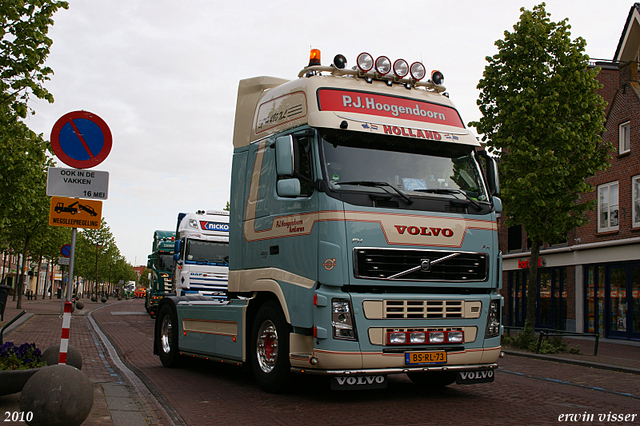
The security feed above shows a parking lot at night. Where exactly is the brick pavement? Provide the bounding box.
[2,297,640,426]
[0,296,153,425]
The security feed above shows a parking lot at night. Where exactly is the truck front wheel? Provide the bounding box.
[250,301,291,393]
[157,304,182,368]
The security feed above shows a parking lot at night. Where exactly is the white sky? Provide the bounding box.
[25,0,635,265]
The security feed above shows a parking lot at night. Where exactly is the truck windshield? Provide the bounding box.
[319,129,488,203]
[158,254,174,271]
[184,240,229,265]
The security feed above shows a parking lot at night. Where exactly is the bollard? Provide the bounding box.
[20,364,93,426]
[42,344,82,370]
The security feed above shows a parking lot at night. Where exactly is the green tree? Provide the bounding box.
[470,3,611,333]
[138,268,151,288]
[111,256,136,295]
[28,223,70,299]
[2,128,53,308]
[1,0,68,304]
[77,219,118,298]
[1,0,69,118]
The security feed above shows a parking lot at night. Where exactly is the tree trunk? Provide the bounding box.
[34,255,42,299]
[526,240,541,328]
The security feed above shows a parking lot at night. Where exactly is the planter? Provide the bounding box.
[0,368,40,396]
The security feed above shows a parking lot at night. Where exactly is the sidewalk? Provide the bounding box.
[0,296,159,426]
[502,335,640,375]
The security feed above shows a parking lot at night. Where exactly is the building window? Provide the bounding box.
[507,225,522,252]
[619,121,630,154]
[633,175,640,228]
[598,182,619,232]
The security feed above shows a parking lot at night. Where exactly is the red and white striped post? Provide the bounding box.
[58,301,73,364]
[58,227,78,365]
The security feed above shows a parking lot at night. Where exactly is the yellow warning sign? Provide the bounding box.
[49,196,102,229]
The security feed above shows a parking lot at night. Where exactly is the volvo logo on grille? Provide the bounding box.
[420,259,431,272]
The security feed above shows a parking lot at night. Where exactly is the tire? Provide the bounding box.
[407,371,456,387]
[250,301,291,393]
[156,304,182,367]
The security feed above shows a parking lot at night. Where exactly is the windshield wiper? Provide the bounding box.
[414,188,481,210]
[337,181,412,204]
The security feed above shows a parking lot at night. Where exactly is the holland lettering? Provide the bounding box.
[383,125,441,140]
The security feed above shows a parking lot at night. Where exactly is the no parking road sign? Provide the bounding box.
[61,244,72,257]
[50,111,112,169]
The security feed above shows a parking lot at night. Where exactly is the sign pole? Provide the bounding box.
[58,227,77,365]
[67,228,77,302]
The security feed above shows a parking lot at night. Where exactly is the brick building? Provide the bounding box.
[500,3,640,340]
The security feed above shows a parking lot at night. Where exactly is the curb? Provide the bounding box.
[502,350,640,376]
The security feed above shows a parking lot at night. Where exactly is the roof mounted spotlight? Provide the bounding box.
[333,54,347,69]
[375,56,391,76]
[393,59,409,79]
[410,62,426,81]
[431,70,444,85]
[357,52,373,73]
[308,49,321,66]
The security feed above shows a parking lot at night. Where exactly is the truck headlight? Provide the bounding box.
[429,332,445,344]
[485,299,501,338]
[447,331,464,343]
[409,331,426,344]
[332,299,357,341]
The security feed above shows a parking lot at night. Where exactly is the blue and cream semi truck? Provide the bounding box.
[154,50,503,392]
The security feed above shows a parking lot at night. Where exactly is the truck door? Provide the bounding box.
[242,130,319,325]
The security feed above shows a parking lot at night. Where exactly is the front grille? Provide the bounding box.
[363,299,482,319]
[385,300,463,318]
[354,248,488,282]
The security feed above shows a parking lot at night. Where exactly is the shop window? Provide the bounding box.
[633,175,640,229]
[598,182,619,232]
[586,266,596,333]
[619,121,630,154]
[585,265,606,337]
[610,267,627,333]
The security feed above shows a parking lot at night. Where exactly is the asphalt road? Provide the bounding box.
[93,300,640,426]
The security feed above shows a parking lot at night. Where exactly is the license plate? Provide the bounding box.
[405,351,447,365]
[331,375,387,390]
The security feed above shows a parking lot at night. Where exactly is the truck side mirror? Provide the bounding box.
[275,135,294,177]
[277,178,301,197]
[173,240,182,260]
[492,196,503,213]
[478,151,500,196]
